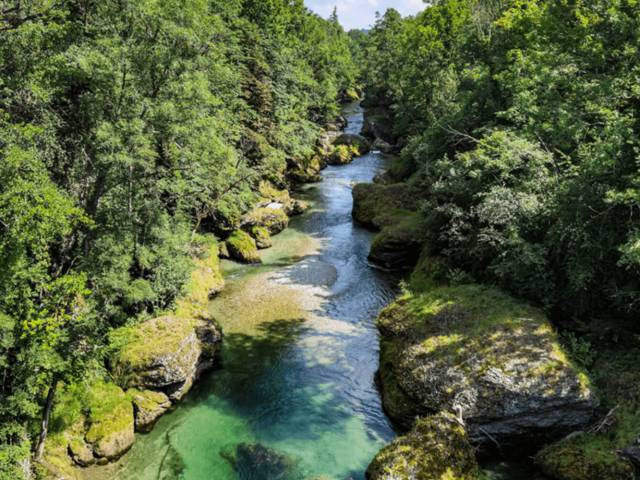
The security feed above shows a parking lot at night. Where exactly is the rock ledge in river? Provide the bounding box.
[366,412,478,480]
[378,284,598,449]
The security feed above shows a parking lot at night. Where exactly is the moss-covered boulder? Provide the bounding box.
[242,206,290,236]
[130,389,172,433]
[352,183,419,229]
[533,346,640,480]
[250,226,272,250]
[535,431,635,480]
[328,144,358,165]
[226,230,261,264]
[366,412,479,480]
[111,316,222,401]
[84,382,135,462]
[369,213,423,270]
[377,285,597,449]
[334,133,371,155]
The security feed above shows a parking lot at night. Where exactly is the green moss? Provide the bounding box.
[367,412,479,480]
[535,431,635,480]
[368,212,424,270]
[351,182,419,229]
[84,381,133,445]
[250,226,272,249]
[330,144,356,165]
[242,207,289,235]
[177,235,224,318]
[128,388,168,412]
[226,229,261,264]
[111,315,197,373]
[535,346,640,479]
[376,284,592,424]
[258,180,290,205]
[409,249,450,292]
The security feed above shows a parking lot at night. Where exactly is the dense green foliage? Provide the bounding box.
[363,1,640,321]
[0,0,356,474]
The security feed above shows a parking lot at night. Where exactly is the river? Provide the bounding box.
[95,102,400,480]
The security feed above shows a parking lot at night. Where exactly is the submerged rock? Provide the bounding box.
[377,285,597,449]
[230,443,300,480]
[366,412,479,480]
[112,316,222,401]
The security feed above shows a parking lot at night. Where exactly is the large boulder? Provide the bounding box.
[112,316,222,401]
[130,389,172,433]
[227,230,262,264]
[83,382,135,462]
[366,412,479,480]
[377,285,598,449]
[333,133,371,155]
[352,183,419,229]
[242,205,290,236]
[362,107,397,145]
[368,214,423,270]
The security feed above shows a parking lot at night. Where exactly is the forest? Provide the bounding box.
[2,0,640,479]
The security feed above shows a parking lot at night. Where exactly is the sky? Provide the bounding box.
[305,0,426,31]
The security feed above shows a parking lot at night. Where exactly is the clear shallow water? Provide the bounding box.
[91,103,400,480]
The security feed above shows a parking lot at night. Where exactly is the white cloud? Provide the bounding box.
[305,0,427,30]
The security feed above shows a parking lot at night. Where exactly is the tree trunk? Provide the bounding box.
[34,379,57,461]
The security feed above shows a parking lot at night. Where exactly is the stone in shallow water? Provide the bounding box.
[231,443,301,480]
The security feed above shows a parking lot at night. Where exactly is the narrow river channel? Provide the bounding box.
[93,103,400,480]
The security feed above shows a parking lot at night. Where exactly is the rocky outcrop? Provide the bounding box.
[362,107,397,146]
[227,230,261,264]
[130,389,172,433]
[352,182,424,270]
[366,412,478,480]
[377,284,598,450]
[113,316,222,401]
[242,205,290,236]
[368,215,423,270]
[333,133,371,155]
[352,183,419,229]
[250,226,273,249]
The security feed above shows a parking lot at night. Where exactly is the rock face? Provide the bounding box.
[368,217,423,270]
[242,206,290,236]
[362,107,397,146]
[130,389,172,432]
[352,182,424,270]
[81,382,135,464]
[366,412,478,480]
[377,285,598,450]
[114,316,222,402]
